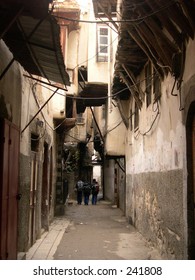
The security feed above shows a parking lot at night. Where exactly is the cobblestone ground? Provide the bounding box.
[53,199,162,260]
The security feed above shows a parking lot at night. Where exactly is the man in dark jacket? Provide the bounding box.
[91,179,99,205]
[75,179,84,204]
[83,181,91,205]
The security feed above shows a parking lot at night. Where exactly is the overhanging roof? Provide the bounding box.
[0,0,51,19]
[115,0,195,79]
[0,1,70,86]
[92,0,117,18]
[77,82,108,113]
[53,116,76,134]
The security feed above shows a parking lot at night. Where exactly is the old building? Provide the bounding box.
[0,0,70,259]
[1,0,195,261]
[97,0,195,259]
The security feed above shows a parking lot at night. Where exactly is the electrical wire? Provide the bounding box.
[73,35,118,70]
[53,1,177,25]
[31,82,70,133]
[138,100,160,137]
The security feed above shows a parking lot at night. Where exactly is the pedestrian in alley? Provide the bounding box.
[91,178,99,205]
[75,179,84,205]
[83,181,91,205]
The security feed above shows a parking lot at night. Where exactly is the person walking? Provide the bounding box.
[83,181,91,205]
[91,179,99,205]
[75,179,84,205]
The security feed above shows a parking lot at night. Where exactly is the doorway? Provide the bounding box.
[0,119,20,259]
[186,101,195,259]
[29,134,39,248]
[41,143,49,230]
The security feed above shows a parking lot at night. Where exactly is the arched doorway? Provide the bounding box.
[186,101,195,259]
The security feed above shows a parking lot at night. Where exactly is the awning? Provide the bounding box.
[0,1,70,86]
[0,0,51,19]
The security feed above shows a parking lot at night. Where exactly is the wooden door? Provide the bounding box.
[187,103,195,259]
[41,143,49,230]
[28,152,38,247]
[192,115,195,256]
[0,119,19,259]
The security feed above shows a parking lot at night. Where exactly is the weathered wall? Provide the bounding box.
[117,159,126,213]
[1,40,58,252]
[104,159,115,203]
[105,104,126,156]
[125,39,195,259]
[126,170,184,259]
[0,40,22,126]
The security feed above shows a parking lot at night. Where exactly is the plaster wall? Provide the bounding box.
[19,77,57,251]
[125,39,195,259]
[104,158,115,203]
[0,40,22,126]
[105,104,126,156]
[87,4,118,83]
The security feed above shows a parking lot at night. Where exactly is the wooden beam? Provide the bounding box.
[115,98,129,129]
[127,29,165,77]
[138,5,178,55]
[145,0,183,48]
[178,0,195,33]
[165,1,194,39]
[135,23,172,68]
[122,64,145,100]
[97,2,118,31]
[119,67,142,109]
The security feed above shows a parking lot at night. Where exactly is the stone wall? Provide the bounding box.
[126,169,184,259]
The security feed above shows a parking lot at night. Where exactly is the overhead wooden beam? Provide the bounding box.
[97,2,118,31]
[178,0,195,32]
[127,29,165,77]
[115,98,129,128]
[122,64,145,100]
[120,66,142,109]
[145,0,183,49]
[165,1,194,39]
[138,5,178,54]
[133,23,172,69]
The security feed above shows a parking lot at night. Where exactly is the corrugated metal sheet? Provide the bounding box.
[0,0,51,18]
[0,1,70,86]
[18,15,70,85]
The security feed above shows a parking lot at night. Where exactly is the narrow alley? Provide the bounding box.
[26,198,161,260]
[1,0,195,262]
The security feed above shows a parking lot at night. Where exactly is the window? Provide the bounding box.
[145,62,152,107]
[145,61,161,106]
[76,113,85,124]
[67,69,74,84]
[153,74,161,101]
[134,102,139,130]
[97,25,109,62]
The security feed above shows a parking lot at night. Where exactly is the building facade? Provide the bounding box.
[101,0,195,259]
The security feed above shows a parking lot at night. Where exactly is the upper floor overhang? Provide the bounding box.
[92,0,117,19]
[77,82,108,113]
[112,0,195,100]
[52,0,80,32]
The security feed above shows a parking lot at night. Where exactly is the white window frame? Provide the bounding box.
[97,24,109,62]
